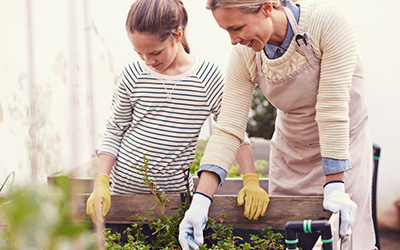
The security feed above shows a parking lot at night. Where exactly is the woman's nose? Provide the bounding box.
[230,34,240,46]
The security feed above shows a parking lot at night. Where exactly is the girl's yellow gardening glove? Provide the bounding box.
[237,173,270,220]
[86,174,111,224]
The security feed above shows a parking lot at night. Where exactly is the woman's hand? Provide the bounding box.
[323,181,357,237]
[179,171,218,249]
[237,173,270,220]
[179,193,211,250]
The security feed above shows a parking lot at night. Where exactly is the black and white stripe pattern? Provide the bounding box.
[99,58,224,194]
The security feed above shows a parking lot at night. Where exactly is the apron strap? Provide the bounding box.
[256,6,319,83]
[282,7,316,62]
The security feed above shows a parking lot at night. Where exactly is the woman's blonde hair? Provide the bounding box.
[206,0,292,13]
[126,0,190,53]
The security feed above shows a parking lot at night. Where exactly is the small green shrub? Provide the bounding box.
[104,211,285,249]
[104,156,284,249]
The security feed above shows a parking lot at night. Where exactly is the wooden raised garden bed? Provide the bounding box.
[48,175,350,250]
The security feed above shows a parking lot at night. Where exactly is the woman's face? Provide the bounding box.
[212,6,273,52]
[128,32,179,74]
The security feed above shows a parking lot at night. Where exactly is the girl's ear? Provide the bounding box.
[261,2,273,18]
[175,27,183,42]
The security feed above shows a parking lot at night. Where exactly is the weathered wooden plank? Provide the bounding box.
[74,194,331,230]
[211,195,330,230]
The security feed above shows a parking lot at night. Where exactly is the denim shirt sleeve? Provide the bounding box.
[242,132,250,145]
[322,157,352,175]
[197,165,227,186]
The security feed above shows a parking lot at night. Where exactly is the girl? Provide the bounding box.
[179,0,376,249]
[86,0,269,227]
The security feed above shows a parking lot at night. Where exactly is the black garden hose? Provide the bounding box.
[372,144,381,250]
[285,220,333,250]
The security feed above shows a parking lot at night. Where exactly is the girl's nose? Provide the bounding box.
[144,55,155,66]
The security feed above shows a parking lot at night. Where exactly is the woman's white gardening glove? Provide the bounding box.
[179,192,212,250]
[323,181,357,238]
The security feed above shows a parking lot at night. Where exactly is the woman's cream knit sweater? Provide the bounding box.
[201,0,364,173]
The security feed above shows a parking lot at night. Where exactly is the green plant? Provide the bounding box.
[249,227,285,250]
[105,156,188,249]
[104,226,150,250]
[104,211,285,249]
[227,164,241,178]
[0,171,14,194]
[104,157,285,249]
[254,160,269,178]
[247,85,277,139]
[190,139,269,178]
[189,139,208,175]
[227,160,269,178]
[0,176,96,250]
[138,155,170,216]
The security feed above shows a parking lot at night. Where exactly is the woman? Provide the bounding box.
[179,0,376,249]
[86,0,268,227]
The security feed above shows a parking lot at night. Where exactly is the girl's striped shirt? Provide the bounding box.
[99,58,224,194]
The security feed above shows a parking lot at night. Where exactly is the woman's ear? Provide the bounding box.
[261,2,273,18]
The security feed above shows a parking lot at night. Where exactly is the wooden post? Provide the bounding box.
[67,0,80,175]
[67,1,86,249]
[25,0,37,181]
[82,0,104,248]
[82,0,97,162]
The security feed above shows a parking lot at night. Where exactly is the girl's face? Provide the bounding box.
[212,6,273,52]
[128,32,179,74]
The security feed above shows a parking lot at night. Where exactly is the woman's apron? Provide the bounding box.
[255,7,376,249]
